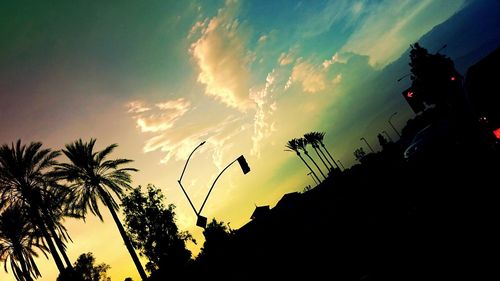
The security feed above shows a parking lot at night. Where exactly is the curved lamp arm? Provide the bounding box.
[177,141,206,215]
[198,155,250,215]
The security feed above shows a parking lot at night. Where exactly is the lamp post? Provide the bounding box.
[360,137,374,153]
[197,155,250,217]
[337,160,345,170]
[388,112,401,138]
[382,130,393,142]
[177,141,206,216]
[177,141,251,228]
[307,172,319,185]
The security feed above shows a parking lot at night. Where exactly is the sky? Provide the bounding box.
[1,0,491,280]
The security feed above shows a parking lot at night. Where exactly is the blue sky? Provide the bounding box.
[3,0,497,280]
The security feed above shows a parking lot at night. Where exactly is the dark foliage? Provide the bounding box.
[121,185,193,278]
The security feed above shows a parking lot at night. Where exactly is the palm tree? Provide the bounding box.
[53,139,147,280]
[296,138,327,180]
[39,185,79,269]
[314,132,340,170]
[285,139,321,183]
[0,141,67,273]
[0,205,48,281]
[303,133,332,171]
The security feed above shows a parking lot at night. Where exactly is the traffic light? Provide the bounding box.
[402,87,425,113]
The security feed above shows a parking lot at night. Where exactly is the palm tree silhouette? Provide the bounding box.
[53,139,148,280]
[0,205,48,281]
[39,185,78,269]
[314,132,340,170]
[0,140,67,273]
[285,139,321,183]
[303,133,332,171]
[296,138,327,180]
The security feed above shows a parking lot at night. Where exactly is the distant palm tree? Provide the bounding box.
[303,133,332,171]
[285,139,321,184]
[0,205,48,281]
[314,132,340,170]
[53,139,147,280]
[0,141,67,273]
[296,138,327,180]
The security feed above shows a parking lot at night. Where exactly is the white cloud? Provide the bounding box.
[258,35,268,43]
[278,51,295,66]
[126,101,151,113]
[249,69,278,157]
[189,1,253,111]
[128,98,190,133]
[291,59,327,93]
[341,0,465,68]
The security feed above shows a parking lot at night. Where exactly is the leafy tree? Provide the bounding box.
[409,43,459,107]
[57,253,110,281]
[377,133,389,149]
[0,140,67,272]
[285,139,321,183]
[0,205,48,281]
[52,139,147,280]
[354,148,366,162]
[121,185,193,276]
[197,219,231,262]
[313,132,340,170]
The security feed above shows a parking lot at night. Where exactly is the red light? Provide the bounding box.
[407,91,414,98]
[493,128,500,139]
[450,76,456,81]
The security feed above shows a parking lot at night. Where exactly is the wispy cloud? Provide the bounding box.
[189,1,253,111]
[127,98,190,133]
[341,0,465,68]
[250,69,278,157]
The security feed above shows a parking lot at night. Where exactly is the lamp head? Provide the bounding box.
[237,155,251,174]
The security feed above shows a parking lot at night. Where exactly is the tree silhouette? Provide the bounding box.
[0,140,67,273]
[354,147,366,162]
[297,138,327,180]
[0,205,48,281]
[409,43,459,107]
[121,185,193,276]
[377,133,389,150]
[197,219,231,263]
[53,139,147,280]
[57,252,110,281]
[313,132,340,170]
[303,133,331,171]
[285,139,321,183]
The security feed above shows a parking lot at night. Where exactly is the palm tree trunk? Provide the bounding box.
[320,142,339,170]
[30,208,66,273]
[41,208,73,269]
[304,152,327,180]
[14,248,34,281]
[298,155,321,183]
[315,144,334,169]
[45,219,72,269]
[312,146,331,171]
[101,194,148,280]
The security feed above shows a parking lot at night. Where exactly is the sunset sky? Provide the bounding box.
[1,0,495,280]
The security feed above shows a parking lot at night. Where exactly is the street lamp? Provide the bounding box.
[177,141,251,228]
[307,172,319,185]
[177,141,206,216]
[198,155,250,216]
[337,160,345,170]
[360,137,374,153]
[388,112,401,138]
